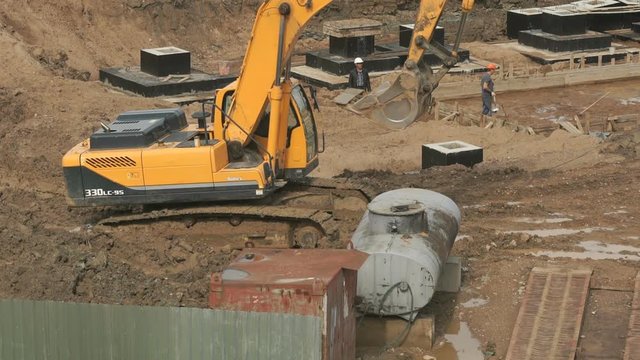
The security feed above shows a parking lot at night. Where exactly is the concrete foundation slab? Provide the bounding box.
[507,8,544,39]
[99,67,236,97]
[607,28,640,42]
[305,51,401,76]
[519,29,612,52]
[421,141,483,169]
[498,39,638,64]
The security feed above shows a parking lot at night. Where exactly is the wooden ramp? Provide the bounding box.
[506,267,592,360]
[624,272,640,360]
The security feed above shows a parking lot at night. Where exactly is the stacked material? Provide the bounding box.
[508,0,640,52]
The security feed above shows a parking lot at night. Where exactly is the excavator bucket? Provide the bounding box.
[348,70,433,130]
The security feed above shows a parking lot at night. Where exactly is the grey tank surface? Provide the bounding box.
[351,188,461,318]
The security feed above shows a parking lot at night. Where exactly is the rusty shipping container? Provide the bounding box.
[209,248,368,360]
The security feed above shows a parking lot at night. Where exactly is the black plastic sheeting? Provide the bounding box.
[519,30,612,52]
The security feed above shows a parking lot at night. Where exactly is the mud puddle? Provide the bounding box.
[431,320,484,360]
[533,240,640,261]
[505,227,613,237]
[461,298,489,308]
[513,217,573,224]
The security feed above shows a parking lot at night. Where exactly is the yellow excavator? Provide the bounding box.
[62,0,474,245]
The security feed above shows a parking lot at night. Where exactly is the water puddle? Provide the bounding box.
[455,235,471,242]
[513,217,573,224]
[505,227,613,237]
[462,204,486,209]
[432,321,484,360]
[461,298,489,308]
[620,97,640,105]
[535,105,558,114]
[533,240,640,261]
[604,209,629,215]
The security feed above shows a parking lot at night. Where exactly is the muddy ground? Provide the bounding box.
[1,1,639,359]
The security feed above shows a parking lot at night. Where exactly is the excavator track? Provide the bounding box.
[96,178,378,248]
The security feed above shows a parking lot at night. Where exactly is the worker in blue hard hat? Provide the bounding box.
[349,57,371,92]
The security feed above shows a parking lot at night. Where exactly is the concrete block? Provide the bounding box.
[507,8,543,39]
[140,47,190,77]
[436,256,462,293]
[541,10,588,36]
[329,35,375,57]
[421,141,483,169]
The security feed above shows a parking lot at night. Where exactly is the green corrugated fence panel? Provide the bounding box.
[0,299,322,360]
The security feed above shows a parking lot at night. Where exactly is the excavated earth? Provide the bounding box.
[1,1,639,359]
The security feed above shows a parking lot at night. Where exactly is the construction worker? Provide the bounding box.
[481,63,497,117]
[349,57,371,92]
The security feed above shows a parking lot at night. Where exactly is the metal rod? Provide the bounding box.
[452,11,468,53]
[275,14,287,86]
[285,56,292,80]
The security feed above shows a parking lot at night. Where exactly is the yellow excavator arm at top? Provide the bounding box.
[350,0,475,128]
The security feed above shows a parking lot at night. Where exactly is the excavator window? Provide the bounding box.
[255,101,301,145]
[221,90,235,126]
[291,85,318,161]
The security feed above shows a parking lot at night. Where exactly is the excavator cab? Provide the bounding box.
[213,83,319,181]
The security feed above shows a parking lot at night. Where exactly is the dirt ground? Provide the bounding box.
[1,1,639,359]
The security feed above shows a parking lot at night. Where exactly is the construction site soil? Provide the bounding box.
[1,1,639,359]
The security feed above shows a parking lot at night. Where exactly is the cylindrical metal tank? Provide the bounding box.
[352,188,461,319]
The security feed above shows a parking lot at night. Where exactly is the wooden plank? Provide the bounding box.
[574,115,584,134]
[624,272,640,360]
[506,267,592,360]
[333,88,364,105]
[558,120,583,135]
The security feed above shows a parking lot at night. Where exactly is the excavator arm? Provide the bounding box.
[350,0,475,129]
[224,0,332,149]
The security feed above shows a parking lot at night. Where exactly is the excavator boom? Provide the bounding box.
[226,0,332,148]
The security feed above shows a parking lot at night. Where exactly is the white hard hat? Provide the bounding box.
[354,57,364,64]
